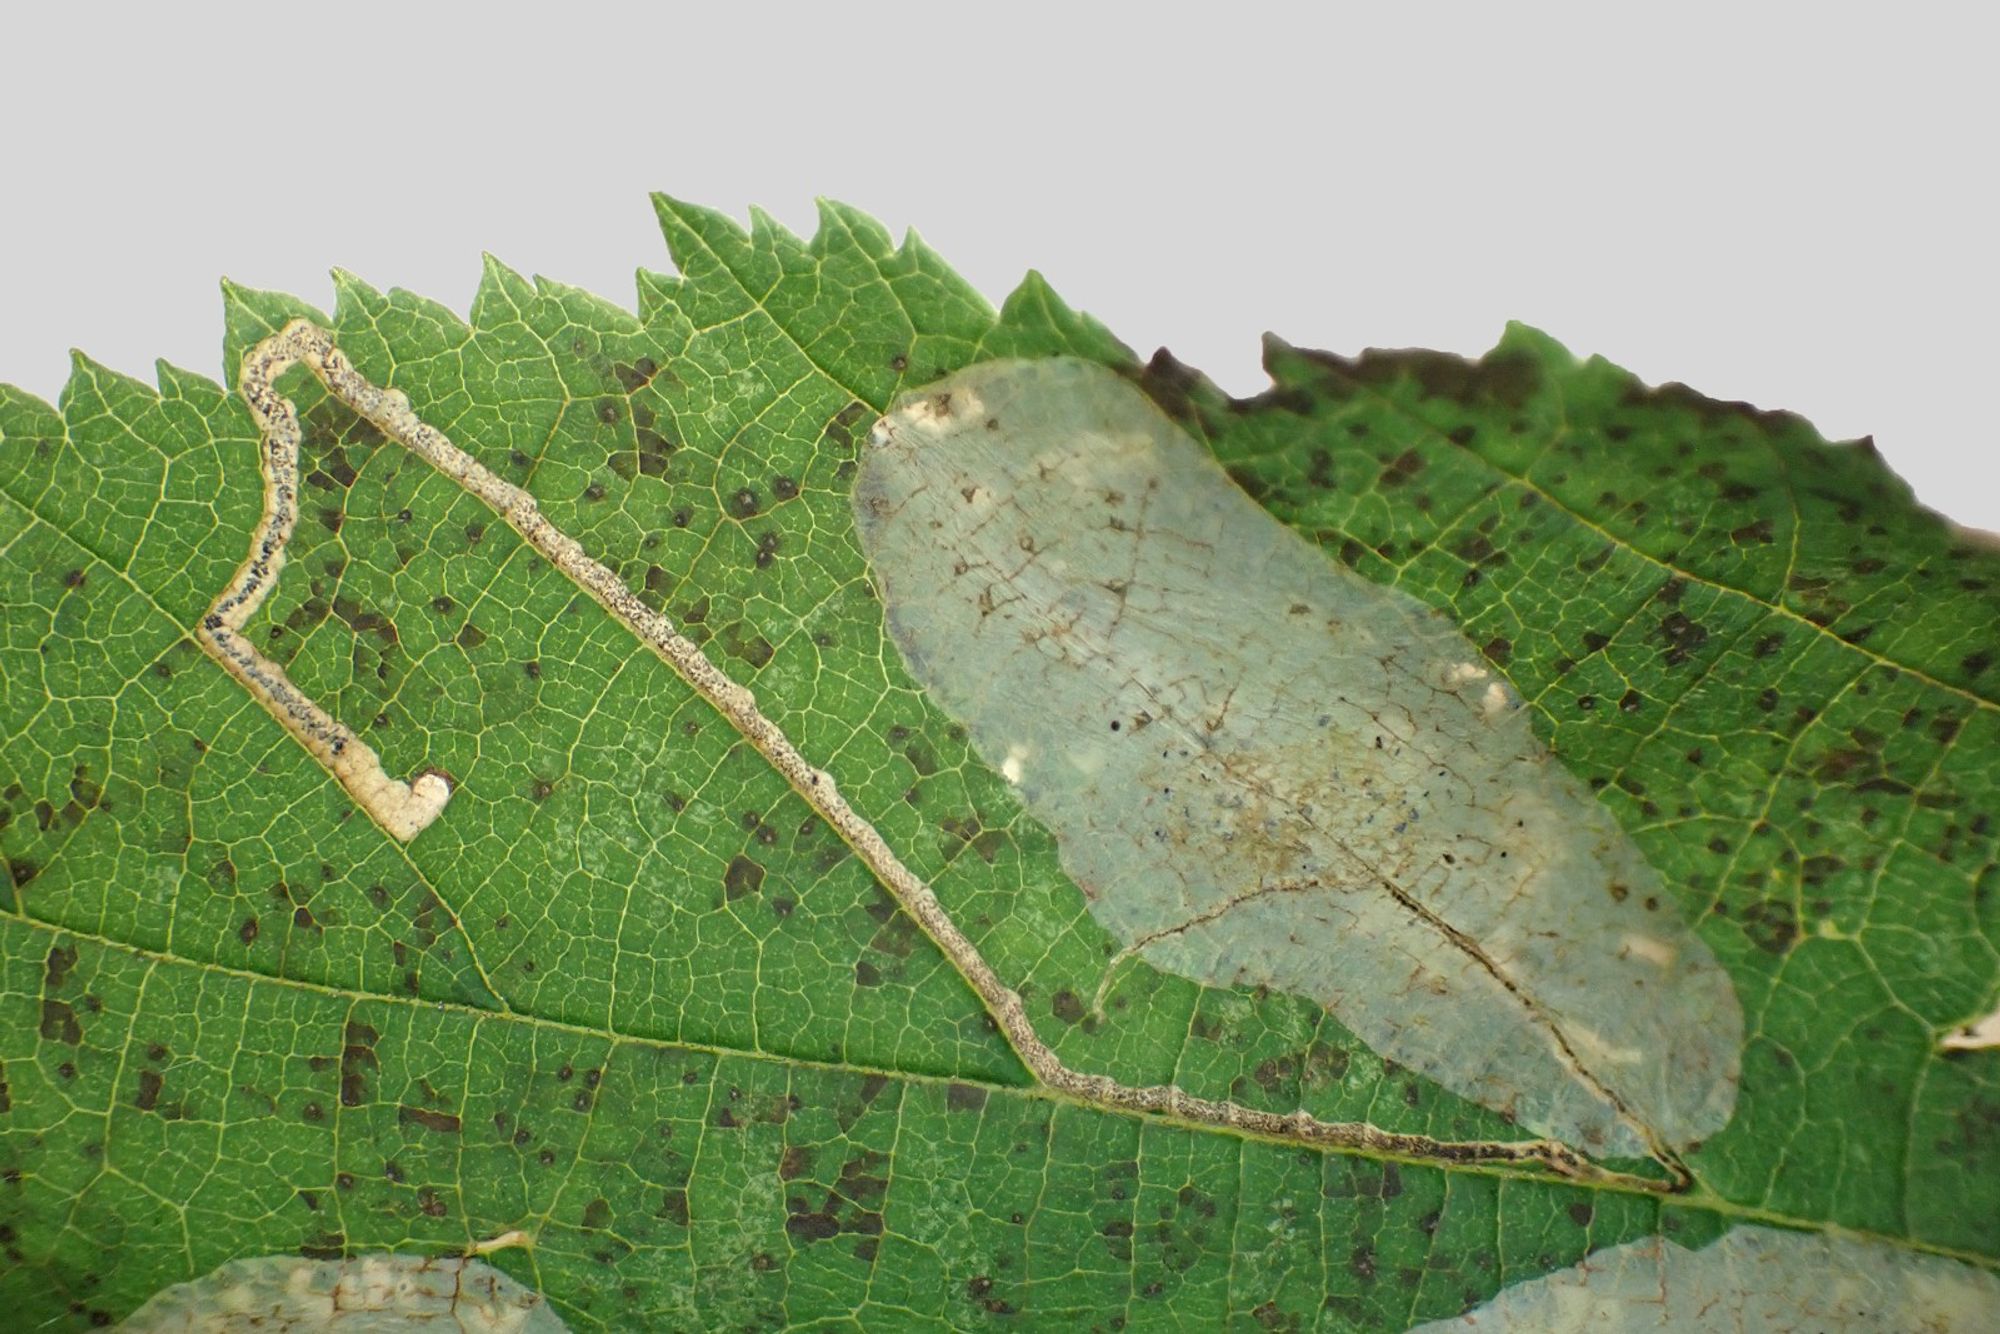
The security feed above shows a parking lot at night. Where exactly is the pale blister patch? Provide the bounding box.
[856,358,1743,1159]
[121,1252,568,1331]
[1411,1225,2000,1331]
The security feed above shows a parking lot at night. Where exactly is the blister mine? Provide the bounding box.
[856,357,1742,1159]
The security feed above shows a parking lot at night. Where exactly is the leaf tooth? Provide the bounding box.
[152,359,222,401]
[327,267,386,314]
[815,197,895,259]
[338,269,474,344]
[992,270,1135,366]
[218,278,329,389]
[63,348,161,412]
[529,274,642,335]
[0,378,61,428]
[633,267,685,324]
[471,253,535,331]
[748,203,809,255]
[650,191,756,276]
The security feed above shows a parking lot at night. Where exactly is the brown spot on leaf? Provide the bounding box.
[1378,448,1426,488]
[724,855,765,901]
[43,944,77,991]
[1740,899,1799,955]
[1051,990,1085,1025]
[39,999,81,1045]
[398,1105,462,1135]
[1659,610,1709,667]
[339,1021,379,1107]
[721,621,774,670]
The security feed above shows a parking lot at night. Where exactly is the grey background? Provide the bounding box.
[4,4,1993,529]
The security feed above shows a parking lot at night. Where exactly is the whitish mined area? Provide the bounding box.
[856,358,1742,1160]
[202,322,1643,1189]
[1413,1224,2000,1331]
[120,1253,568,1331]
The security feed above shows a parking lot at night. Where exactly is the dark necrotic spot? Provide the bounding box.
[613,358,659,392]
[398,1105,462,1134]
[298,1233,346,1262]
[724,855,765,900]
[786,1209,840,1244]
[339,1021,379,1108]
[1378,449,1425,488]
[1051,990,1085,1024]
[39,999,81,1044]
[1740,899,1799,955]
[722,623,774,669]
[43,944,77,990]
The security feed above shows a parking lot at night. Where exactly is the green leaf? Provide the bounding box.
[1,195,1994,1329]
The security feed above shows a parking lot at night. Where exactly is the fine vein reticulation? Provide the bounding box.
[198,321,1686,1195]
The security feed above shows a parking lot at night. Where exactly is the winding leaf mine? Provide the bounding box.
[185,322,1664,1194]
[856,357,1743,1161]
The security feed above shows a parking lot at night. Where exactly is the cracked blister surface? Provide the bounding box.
[1412,1224,2000,1331]
[857,358,1743,1159]
[122,1252,568,1332]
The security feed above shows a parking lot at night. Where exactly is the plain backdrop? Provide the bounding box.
[3,4,1994,530]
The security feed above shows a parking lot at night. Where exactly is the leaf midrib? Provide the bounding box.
[17,911,1996,1271]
